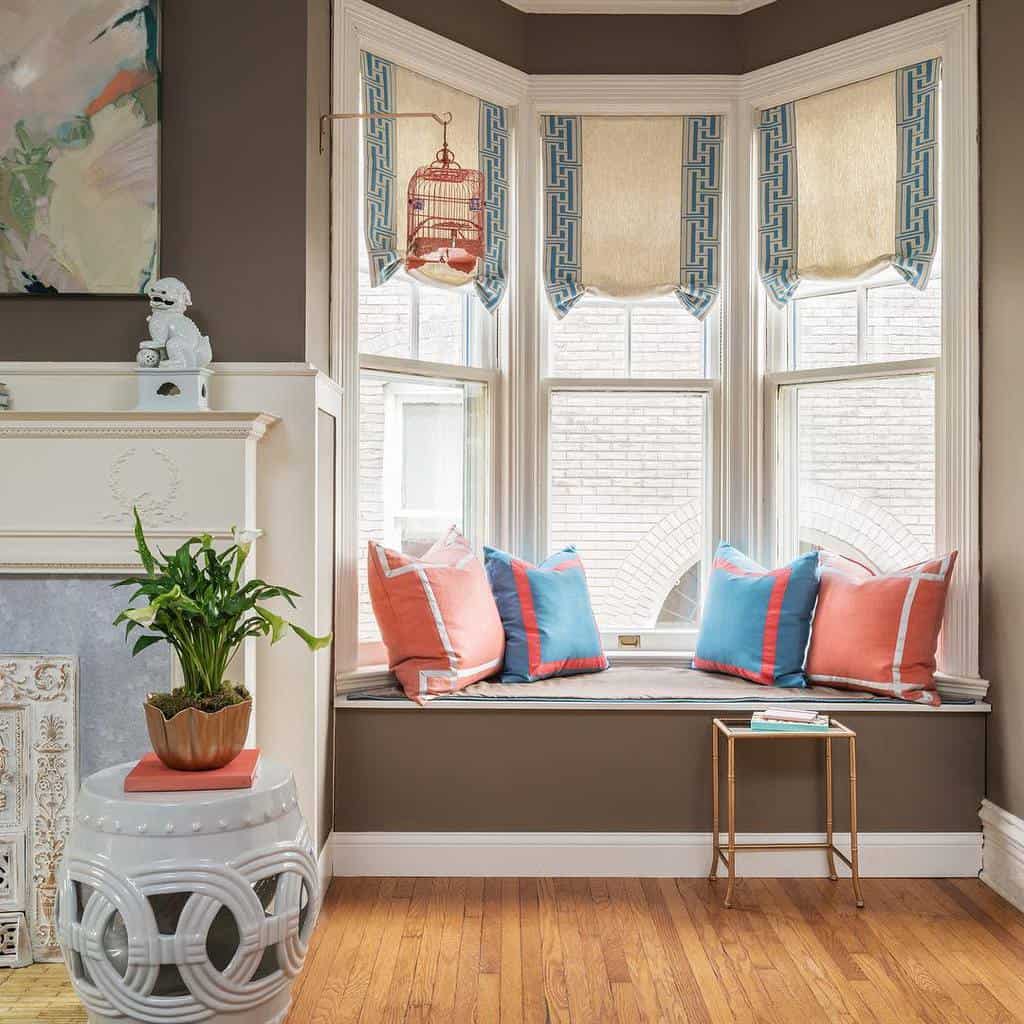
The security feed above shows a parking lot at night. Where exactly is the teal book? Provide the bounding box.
[750,717,829,732]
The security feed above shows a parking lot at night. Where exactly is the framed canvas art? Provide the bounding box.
[0,1,160,296]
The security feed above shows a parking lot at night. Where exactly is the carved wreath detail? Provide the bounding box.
[102,447,184,525]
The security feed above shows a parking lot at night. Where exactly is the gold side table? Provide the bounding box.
[709,716,864,909]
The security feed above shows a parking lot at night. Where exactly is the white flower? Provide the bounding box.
[231,527,263,561]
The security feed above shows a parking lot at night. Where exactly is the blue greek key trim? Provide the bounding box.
[360,52,401,286]
[476,100,509,312]
[676,115,722,321]
[757,103,799,306]
[893,58,940,290]
[542,115,585,319]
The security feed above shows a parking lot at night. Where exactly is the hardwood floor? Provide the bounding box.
[5,878,1024,1022]
[288,877,1024,1023]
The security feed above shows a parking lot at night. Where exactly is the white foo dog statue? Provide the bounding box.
[137,277,213,369]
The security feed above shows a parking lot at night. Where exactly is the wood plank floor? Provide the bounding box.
[5,878,1024,1022]
[288,877,1024,1023]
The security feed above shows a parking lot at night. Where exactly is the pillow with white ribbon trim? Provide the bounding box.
[805,551,957,706]
[368,527,505,703]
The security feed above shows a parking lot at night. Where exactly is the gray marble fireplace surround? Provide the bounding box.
[0,576,170,776]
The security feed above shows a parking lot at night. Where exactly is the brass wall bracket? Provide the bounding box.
[318,110,452,156]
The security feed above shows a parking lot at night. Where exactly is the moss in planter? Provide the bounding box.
[147,684,251,720]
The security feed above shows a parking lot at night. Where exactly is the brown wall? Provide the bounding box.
[980,0,1024,820]
[357,0,527,71]
[369,0,959,75]
[0,0,329,364]
[738,0,959,72]
[526,15,738,76]
[335,709,985,832]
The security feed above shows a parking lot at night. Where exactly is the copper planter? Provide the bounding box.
[143,698,252,771]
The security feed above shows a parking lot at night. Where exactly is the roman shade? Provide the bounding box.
[541,114,723,320]
[758,59,940,305]
[360,51,509,311]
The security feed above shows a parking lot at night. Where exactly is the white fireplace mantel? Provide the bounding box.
[0,411,277,573]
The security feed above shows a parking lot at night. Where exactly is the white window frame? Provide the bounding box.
[748,3,980,686]
[333,0,980,691]
[529,78,739,654]
[332,0,529,673]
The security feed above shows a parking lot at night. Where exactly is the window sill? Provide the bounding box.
[335,659,990,713]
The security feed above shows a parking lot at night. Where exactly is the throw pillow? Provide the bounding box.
[484,545,609,683]
[368,527,505,703]
[694,543,820,687]
[805,551,957,706]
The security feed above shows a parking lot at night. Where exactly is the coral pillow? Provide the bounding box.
[484,545,608,683]
[694,543,820,687]
[805,551,956,706]
[368,527,504,703]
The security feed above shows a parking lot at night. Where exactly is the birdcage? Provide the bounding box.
[406,117,485,276]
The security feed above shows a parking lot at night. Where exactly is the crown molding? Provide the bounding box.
[504,0,774,12]
[531,73,740,113]
[341,0,529,105]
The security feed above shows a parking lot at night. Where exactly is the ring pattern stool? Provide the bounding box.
[56,760,319,1024]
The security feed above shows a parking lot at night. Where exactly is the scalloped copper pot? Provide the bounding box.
[143,698,252,771]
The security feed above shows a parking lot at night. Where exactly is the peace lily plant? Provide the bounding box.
[114,509,331,770]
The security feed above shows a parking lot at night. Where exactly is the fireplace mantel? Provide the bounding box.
[0,411,277,573]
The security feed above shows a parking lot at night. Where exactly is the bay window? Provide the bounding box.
[337,1,979,690]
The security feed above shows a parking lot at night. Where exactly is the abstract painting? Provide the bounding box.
[0,1,159,295]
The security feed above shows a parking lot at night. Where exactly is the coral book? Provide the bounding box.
[124,749,261,792]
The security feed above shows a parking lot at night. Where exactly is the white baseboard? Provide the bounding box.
[329,831,981,878]
[980,799,1024,912]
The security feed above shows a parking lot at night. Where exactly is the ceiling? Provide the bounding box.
[503,0,776,12]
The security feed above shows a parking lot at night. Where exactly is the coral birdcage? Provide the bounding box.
[406,117,485,276]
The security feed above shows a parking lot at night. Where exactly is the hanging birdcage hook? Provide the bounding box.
[317,109,452,155]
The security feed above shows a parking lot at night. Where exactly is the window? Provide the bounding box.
[356,260,496,659]
[770,267,941,574]
[544,298,718,648]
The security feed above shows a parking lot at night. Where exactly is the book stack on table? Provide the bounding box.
[750,709,830,732]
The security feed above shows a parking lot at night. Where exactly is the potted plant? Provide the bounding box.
[114,509,331,771]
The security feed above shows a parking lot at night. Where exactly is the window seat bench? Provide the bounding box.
[333,666,986,838]
[338,664,987,712]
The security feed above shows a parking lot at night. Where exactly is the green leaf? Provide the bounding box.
[255,607,288,644]
[133,507,156,575]
[290,623,333,651]
[132,634,164,656]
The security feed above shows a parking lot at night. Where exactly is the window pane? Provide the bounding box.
[548,305,627,377]
[549,391,705,630]
[418,286,468,365]
[358,371,488,645]
[865,278,941,362]
[792,290,858,369]
[630,304,705,378]
[358,268,413,358]
[793,374,935,572]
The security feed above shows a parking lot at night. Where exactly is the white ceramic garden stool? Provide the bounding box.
[56,759,319,1024]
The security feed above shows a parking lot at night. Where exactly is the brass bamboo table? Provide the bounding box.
[709,717,864,909]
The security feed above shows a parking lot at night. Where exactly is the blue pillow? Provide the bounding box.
[694,543,820,688]
[484,546,608,683]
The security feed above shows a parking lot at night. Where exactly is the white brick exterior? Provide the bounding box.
[358,279,940,641]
